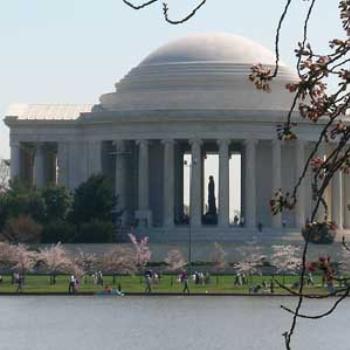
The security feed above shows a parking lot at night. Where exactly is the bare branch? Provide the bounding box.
[271,0,294,78]
[163,0,207,25]
[281,287,350,319]
[274,278,349,299]
[122,0,159,10]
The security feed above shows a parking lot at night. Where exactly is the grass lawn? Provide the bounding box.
[0,274,338,295]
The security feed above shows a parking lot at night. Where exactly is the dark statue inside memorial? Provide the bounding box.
[203,176,218,225]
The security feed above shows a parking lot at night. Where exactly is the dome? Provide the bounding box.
[140,33,278,66]
[99,33,298,112]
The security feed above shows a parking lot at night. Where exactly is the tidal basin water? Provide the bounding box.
[1,296,349,350]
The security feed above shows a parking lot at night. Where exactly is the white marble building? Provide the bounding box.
[4,33,350,237]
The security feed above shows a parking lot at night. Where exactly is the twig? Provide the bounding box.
[163,1,207,25]
[122,0,159,10]
[281,287,350,319]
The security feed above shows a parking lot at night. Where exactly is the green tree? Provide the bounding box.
[71,174,117,224]
[74,219,114,243]
[0,180,46,232]
[41,219,76,243]
[41,185,72,222]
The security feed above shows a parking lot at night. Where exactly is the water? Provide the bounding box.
[0,296,349,350]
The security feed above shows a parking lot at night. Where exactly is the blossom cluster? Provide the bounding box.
[339,0,350,35]
[269,189,294,215]
[306,256,335,282]
[248,64,272,92]
[164,248,186,272]
[271,245,302,274]
[128,233,152,269]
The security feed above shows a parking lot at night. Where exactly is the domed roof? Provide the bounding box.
[140,33,277,66]
[99,33,297,113]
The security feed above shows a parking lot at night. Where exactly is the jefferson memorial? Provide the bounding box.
[4,33,349,238]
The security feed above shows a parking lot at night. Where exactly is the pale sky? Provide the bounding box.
[0,0,344,159]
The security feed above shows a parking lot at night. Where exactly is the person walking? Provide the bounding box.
[68,275,76,294]
[144,275,152,294]
[181,272,190,295]
[15,273,23,293]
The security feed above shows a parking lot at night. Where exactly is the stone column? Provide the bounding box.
[190,139,202,227]
[162,139,175,228]
[46,147,57,184]
[115,140,127,219]
[245,139,257,229]
[137,140,149,210]
[174,145,184,224]
[57,142,69,187]
[295,139,306,228]
[88,140,102,176]
[10,142,21,180]
[218,139,230,227]
[136,140,152,227]
[33,143,45,188]
[271,139,282,228]
[332,171,344,229]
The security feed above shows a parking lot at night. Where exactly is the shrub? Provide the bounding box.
[74,220,115,243]
[1,214,42,243]
[42,220,76,243]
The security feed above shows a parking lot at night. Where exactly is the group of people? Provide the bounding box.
[143,270,192,294]
[233,273,248,286]
[248,280,275,294]
[192,271,210,285]
[144,270,161,293]
[92,271,104,286]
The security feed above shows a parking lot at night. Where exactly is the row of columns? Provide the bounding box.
[10,138,349,230]
[10,142,57,188]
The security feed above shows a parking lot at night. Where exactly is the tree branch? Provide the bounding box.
[122,0,159,10]
[281,287,350,319]
[163,1,207,25]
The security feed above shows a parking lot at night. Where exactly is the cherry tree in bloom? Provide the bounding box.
[74,249,98,276]
[102,245,138,277]
[164,248,186,273]
[0,241,15,270]
[128,233,152,271]
[234,252,267,285]
[10,244,37,276]
[210,242,227,285]
[271,245,302,276]
[211,242,227,273]
[39,243,75,284]
[234,244,267,283]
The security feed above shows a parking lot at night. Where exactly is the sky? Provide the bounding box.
[0,0,344,161]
